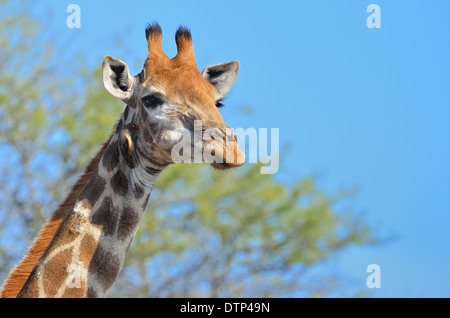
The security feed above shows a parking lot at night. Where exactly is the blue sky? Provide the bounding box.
[29,0,450,297]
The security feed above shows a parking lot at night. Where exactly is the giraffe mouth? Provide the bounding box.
[203,130,246,170]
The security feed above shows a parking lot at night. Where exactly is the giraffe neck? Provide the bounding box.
[17,109,167,298]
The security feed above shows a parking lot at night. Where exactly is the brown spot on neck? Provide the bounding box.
[78,169,106,207]
[88,244,121,292]
[111,170,129,197]
[91,196,119,237]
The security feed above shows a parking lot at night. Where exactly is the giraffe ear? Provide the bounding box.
[102,56,136,102]
[201,61,240,100]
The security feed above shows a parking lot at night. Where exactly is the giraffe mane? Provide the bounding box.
[0,128,116,298]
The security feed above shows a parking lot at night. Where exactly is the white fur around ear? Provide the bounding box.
[102,55,135,101]
[201,61,240,100]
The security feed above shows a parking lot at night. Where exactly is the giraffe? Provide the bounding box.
[1,23,245,298]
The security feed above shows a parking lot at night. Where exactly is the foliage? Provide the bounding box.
[112,163,377,297]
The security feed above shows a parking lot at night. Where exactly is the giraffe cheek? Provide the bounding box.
[159,129,184,147]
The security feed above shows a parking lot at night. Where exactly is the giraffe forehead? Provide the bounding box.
[143,65,218,105]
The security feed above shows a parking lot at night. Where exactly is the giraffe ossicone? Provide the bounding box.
[1,22,245,298]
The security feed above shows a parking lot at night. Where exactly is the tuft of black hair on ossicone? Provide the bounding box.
[175,25,192,42]
[145,22,162,39]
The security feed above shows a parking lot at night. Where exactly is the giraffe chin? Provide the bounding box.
[210,161,244,170]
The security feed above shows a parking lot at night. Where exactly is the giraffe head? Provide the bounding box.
[102,23,245,170]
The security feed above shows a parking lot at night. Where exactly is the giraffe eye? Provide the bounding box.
[215,101,224,108]
[142,95,164,108]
